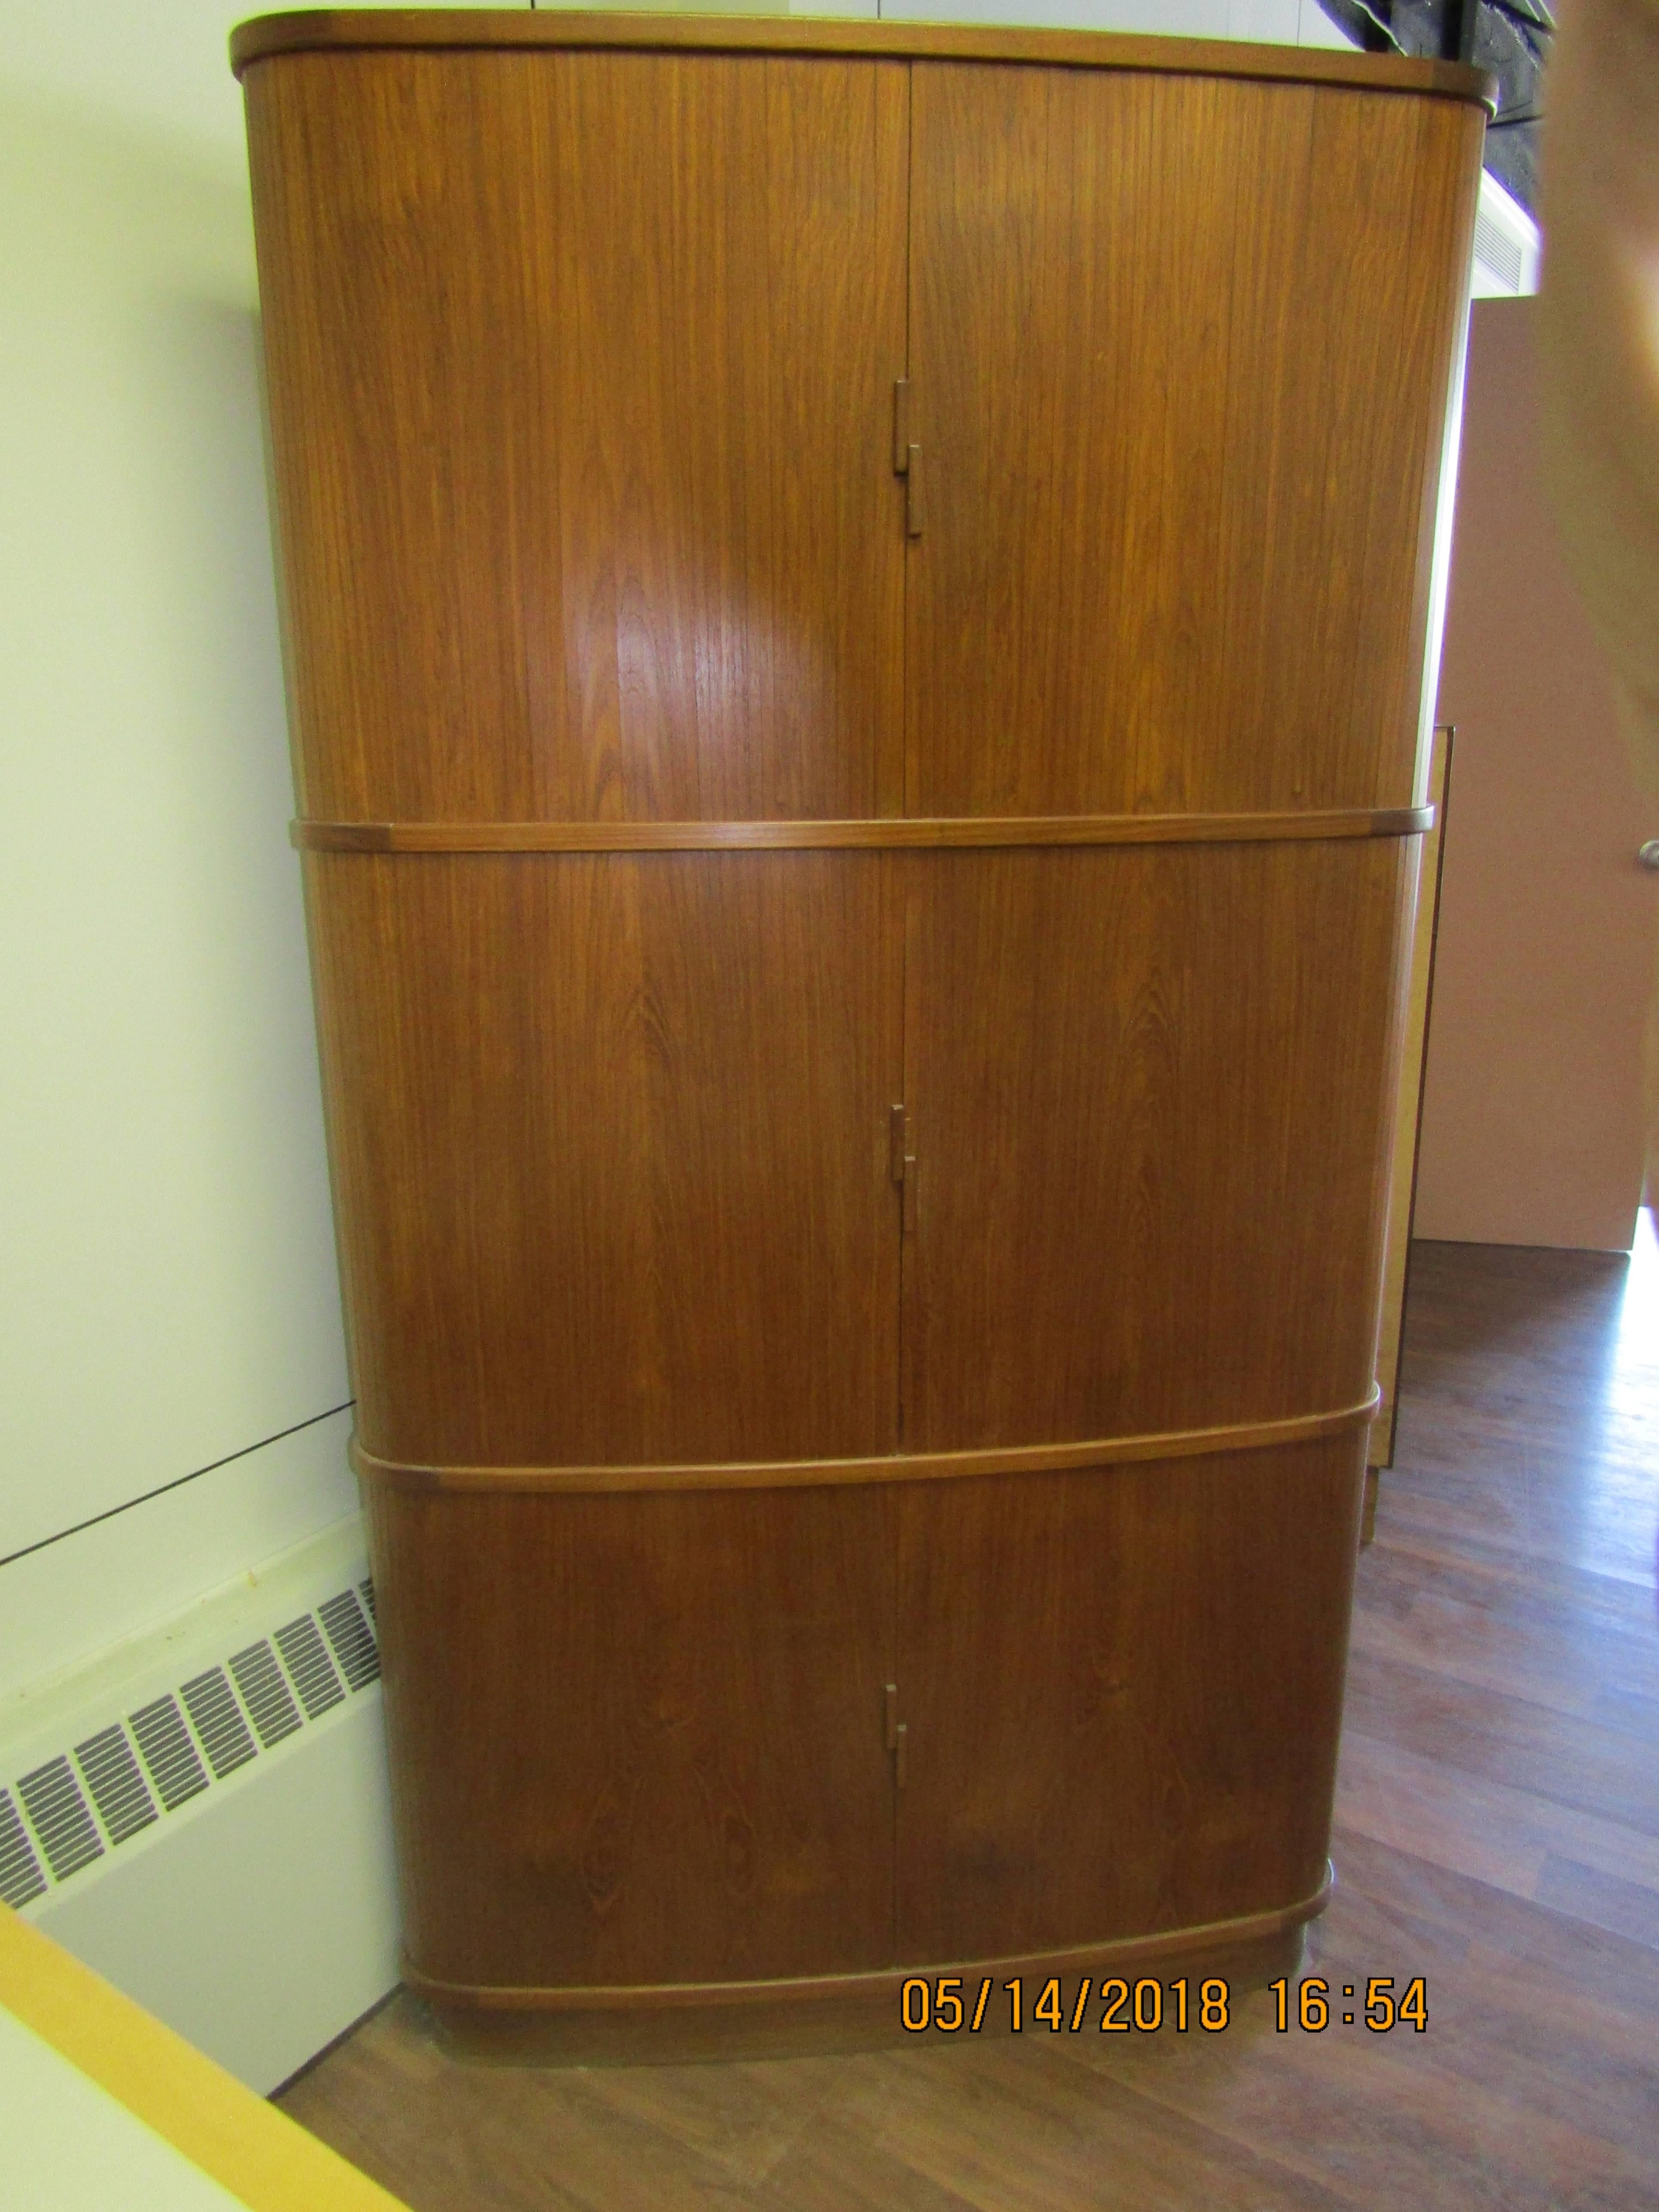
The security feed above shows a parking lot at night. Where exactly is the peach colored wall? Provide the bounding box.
[1415,296,1657,1251]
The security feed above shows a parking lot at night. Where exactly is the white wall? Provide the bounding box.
[878,0,1336,40]
[1417,299,1656,1249]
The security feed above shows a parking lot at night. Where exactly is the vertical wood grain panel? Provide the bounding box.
[370,1483,896,1988]
[902,842,1411,1451]
[905,66,1481,816]
[307,851,902,1466]
[894,1438,1364,1963]
[246,51,908,823]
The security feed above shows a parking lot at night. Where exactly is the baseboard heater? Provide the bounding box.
[0,1515,400,2092]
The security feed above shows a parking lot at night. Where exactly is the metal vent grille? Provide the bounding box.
[17,1757,104,1881]
[129,1693,210,1811]
[274,1616,346,1719]
[1473,208,1524,292]
[74,1724,158,1845]
[8,1561,376,1900]
[180,1668,258,1780]
[319,1590,380,1692]
[0,1787,47,1908]
[229,1640,303,1749]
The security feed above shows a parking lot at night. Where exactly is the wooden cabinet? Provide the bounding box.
[234,12,1488,2059]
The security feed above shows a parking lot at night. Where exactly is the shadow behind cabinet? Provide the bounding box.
[234,13,1486,2056]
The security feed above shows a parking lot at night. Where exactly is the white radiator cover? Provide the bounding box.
[0,1515,400,2093]
[1471,168,1542,299]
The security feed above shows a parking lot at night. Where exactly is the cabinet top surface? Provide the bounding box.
[230,9,1493,106]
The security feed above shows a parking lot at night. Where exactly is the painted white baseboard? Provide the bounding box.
[2,1517,400,2093]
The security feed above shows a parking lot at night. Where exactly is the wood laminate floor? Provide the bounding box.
[279,1231,1659,2210]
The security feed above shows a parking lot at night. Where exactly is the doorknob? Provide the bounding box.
[1640,841,1659,870]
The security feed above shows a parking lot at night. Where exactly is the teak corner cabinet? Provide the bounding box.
[234,10,1488,2060]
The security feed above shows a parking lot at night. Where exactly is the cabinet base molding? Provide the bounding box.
[353,1393,1380,1497]
[408,1874,1329,2067]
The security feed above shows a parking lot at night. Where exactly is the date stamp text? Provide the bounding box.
[898,1974,1428,2034]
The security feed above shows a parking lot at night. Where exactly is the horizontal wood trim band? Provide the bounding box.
[294,808,1432,854]
[403,1864,1334,2016]
[352,1392,1380,1496]
[231,15,1495,111]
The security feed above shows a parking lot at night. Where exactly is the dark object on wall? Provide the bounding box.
[233,11,1489,2064]
[1319,0,1547,210]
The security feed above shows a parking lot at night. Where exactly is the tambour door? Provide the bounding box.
[371,1480,899,1990]
[903,62,1482,817]
[246,48,910,824]
[898,842,1410,1455]
[308,851,905,1469]
[893,1440,1365,1963]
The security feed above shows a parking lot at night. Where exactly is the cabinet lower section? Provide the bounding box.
[365,1429,1365,2059]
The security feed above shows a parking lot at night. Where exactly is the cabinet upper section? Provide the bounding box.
[238,17,1487,824]
[231,12,1493,106]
